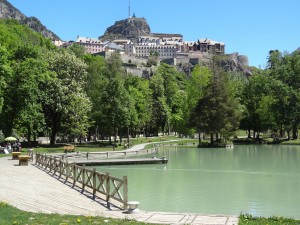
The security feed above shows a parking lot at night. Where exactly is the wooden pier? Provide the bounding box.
[73,157,168,166]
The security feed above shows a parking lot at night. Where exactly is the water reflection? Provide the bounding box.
[94,145,300,218]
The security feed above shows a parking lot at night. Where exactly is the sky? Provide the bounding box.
[8,0,300,68]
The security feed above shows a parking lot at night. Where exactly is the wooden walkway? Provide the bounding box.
[0,156,238,225]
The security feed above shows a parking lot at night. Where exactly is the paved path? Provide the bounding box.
[0,156,238,225]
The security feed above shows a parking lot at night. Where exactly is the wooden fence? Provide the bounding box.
[35,153,128,209]
[86,147,158,159]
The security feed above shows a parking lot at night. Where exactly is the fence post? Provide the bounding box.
[82,168,86,192]
[35,153,38,165]
[49,156,51,170]
[92,168,96,199]
[65,160,69,182]
[123,175,128,210]
[73,163,76,187]
[106,172,110,209]
[59,159,62,178]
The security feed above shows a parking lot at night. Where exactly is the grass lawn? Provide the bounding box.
[2,203,300,225]
[0,136,198,158]
[0,202,158,225]
[27,136,197,154]
[239,214,300,225]
[281,139,300,145]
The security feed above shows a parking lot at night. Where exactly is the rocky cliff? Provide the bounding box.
[0,0,60,40]
[220,53,252,76]
[99,17,151,43]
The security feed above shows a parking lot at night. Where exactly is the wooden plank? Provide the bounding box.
[74,158,168,166]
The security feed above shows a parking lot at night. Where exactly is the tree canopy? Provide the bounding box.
[0,18,299,147]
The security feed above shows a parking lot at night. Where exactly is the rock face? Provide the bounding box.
[100,17,151,43]
[0,0,60,40]
[221,53,252,76]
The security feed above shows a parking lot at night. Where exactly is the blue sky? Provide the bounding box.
[8,0,300,68]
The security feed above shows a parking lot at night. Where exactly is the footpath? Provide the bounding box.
[0,144,238,225]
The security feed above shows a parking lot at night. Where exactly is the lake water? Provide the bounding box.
[94,145,300,218]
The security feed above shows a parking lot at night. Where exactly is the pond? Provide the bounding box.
[94,145,300,219]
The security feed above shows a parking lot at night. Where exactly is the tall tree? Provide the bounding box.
[125,75,153,139]
[149,74,169,135]
[83,55,107,140]
[41,50,91,145]
[99,52,129,147]
[0,45,11,114]
[189,73,240,145]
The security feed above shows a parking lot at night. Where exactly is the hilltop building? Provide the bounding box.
[124,43,177,59]
[69,34,225,61]
[183,38,225,55]
[76,36,105,54]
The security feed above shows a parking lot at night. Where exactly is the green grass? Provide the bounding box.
[30,136,193,154]
[2,203,300,225]
[0,202,159,225]
[281,139,300,145]
[239,214,300,225]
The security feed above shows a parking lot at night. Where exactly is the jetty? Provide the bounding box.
[72,157,168,166]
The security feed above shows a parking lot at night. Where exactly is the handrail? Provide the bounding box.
[35,153,128,209]
[86,147,158,159]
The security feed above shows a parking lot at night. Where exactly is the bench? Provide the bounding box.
[18,155,31,166]
[12,152,21,160]
[64,145,75,153]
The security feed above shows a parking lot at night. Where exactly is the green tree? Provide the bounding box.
[1,44,47,138]
[0,45,11,114]
[239,70,271,138]
[149,74,169,136]
[189,73,240,145]
[41,50,91,145]
[125,75,153,139]
[182,65,212,137]
[99,52,130,147]
[66,43,86,58]
[267,50,300,139]
[83,55,107,140]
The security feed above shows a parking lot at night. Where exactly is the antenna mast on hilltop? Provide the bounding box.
[128,0,131,19]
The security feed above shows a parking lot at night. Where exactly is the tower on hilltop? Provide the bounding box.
[128,0,131,19]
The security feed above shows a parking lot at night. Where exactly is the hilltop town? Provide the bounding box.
[0,0,251,76]
[53,16,251,77]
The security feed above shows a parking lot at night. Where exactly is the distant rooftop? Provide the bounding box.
[198,38,224,45]
[76,36,102,44]
[151,33,183,38]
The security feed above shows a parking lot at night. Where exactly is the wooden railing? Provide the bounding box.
[86,147,158,159]
[35,153,128,209]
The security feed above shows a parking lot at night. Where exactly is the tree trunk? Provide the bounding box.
[210,133,214,145]
[167,118,170,136]
[287,130,291,140]
[119,129,123,146]
[50,114,60,146]
[292,125,298,139]
[95,125,98,141]
[27,127,31,147]
[113,126,117,151]
[109,135,112,145]
[280,126,284,137]
[198,130,201,146]
[127,127,130,146]
[50,128,57,146]
[248,129,251,138]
